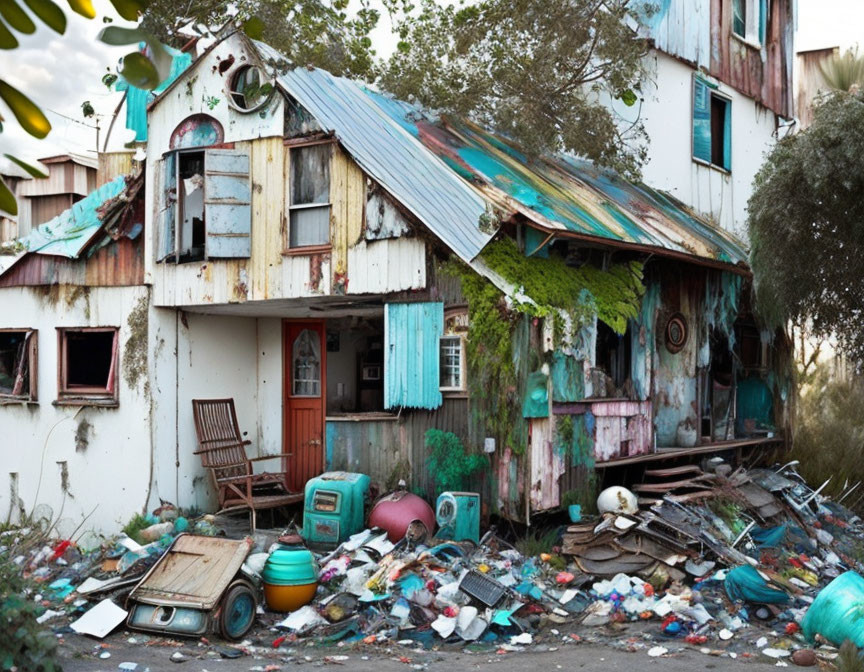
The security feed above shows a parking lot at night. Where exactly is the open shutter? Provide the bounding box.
[722,98,732,171]
[384,302,443,410]
[758,0,768,44]
[157,152,177,262]
[692,77,712,164]
[204,149,251,258]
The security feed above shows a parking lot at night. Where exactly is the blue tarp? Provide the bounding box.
[19,176,127,258]
[117,46,193,142]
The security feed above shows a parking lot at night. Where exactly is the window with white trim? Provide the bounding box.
[0,329,37,402]
[288,144,331,249]
[440,309,468,392]
[732,0,766,46]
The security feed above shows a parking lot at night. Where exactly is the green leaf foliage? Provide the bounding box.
[0,17,19,47]
[0,0,36,34]
[424,429,488,497]
[118,50,160,89]
[0,553,61,671]
[0,79,50,138]
[0,176,17,215]
[66,0,94,18]
[481,237,644,334]
[109,0,143,21]
[747,90,864,364]
[22,0,66,33]
[379,0,651,177]
[3,153,47,177]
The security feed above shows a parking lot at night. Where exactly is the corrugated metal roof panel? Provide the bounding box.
[363,99,747,267]
[256,41,493,263]
[18,176,127,259]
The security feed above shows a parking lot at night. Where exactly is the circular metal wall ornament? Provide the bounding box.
[665,312,688,354]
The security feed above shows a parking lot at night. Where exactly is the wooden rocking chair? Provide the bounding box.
[192,398,303,530]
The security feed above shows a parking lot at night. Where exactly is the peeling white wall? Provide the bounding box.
[0,285,152,538]
[147,310,285,517]
[614,50,777,242]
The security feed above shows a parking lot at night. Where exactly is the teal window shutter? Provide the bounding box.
[759,0,768,44]
[203,149,251,258]
[157,152,177,262]
[722,98,732,171]
[692,78,712,164]
[384,302,444,410]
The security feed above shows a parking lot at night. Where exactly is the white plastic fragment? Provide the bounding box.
[648,646,668,657]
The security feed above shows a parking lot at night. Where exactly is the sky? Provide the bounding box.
[0,0,861,170]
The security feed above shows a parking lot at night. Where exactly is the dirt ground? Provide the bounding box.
[57,628,786,672]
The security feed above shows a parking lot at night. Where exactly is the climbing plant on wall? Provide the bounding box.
[442,238,645,457]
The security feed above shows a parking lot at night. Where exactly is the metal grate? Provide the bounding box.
[458,570,507,607]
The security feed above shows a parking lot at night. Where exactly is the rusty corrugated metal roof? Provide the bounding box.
[363,92,748,268]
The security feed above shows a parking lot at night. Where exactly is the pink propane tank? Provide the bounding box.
[368,482,436,543]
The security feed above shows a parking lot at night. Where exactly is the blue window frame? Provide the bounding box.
[693,77,731,172]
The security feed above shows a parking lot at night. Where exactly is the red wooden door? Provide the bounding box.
[283,321,326,493]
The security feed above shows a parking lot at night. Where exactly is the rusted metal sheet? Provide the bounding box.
[529,417,565,512]
[0,236,144,288]
[709,0,794,118]
[373,102,748,268]
[129,534,252,609]
[590,401,653,462]
[796,47,836,129]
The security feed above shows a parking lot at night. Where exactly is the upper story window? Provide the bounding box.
[0,329,37,403]
[157,148,252,263]
[732,0,767,46]
[693,77,731,172]
[287,144,331,251]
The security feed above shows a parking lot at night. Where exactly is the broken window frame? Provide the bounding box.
[157,146,252,263]
[285,140,333,254]
[56,327,119,406]
[0,329,37,403]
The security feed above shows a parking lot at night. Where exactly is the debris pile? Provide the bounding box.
[5,460,864,668]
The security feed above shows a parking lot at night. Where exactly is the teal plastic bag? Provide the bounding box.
[802,571,864,647]
[751,524,787,549]
[724,565,790,604]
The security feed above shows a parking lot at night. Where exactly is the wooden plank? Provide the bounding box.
[595,437,783,468]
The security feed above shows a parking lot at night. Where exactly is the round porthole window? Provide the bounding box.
[665,313,688,354]
[227,65,273,113]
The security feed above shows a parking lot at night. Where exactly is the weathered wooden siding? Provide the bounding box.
[710,0,794,117]
[325,398,492,505]
[642,0,794,118]
[97,153,136,187]
[152,138,427,307]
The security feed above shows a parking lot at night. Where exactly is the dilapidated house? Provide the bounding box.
[0,6,795,533]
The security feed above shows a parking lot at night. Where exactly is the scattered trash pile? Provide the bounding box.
[7,460,864,668]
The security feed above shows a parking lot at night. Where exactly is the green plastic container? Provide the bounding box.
[802,571,864,646]
[261,544,317,586]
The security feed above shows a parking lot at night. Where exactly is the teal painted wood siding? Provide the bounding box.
[384,302,443,410]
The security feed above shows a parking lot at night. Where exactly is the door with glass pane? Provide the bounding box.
[283,321,326,492]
